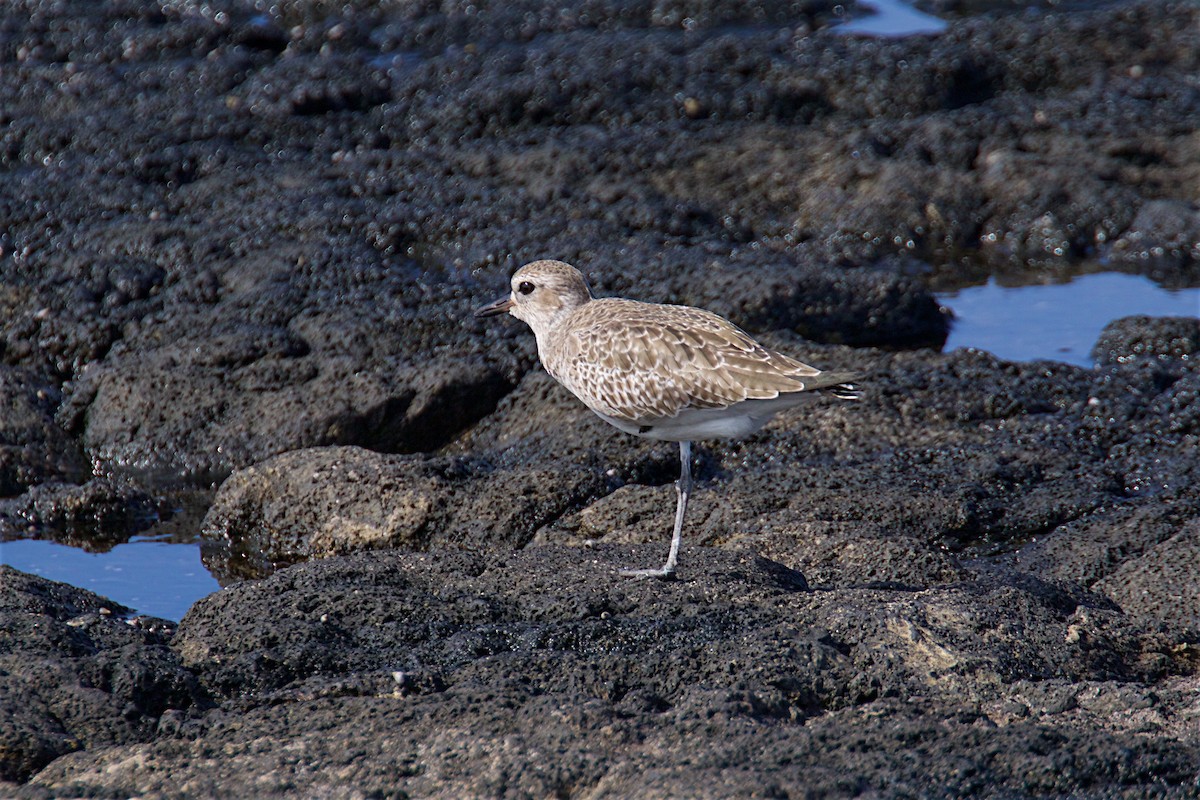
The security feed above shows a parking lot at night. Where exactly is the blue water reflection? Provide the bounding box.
[937,272,1200,366]
[0,538,220,622]
[840,0,948,37]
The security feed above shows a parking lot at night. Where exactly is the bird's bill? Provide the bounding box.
[473,295,514,318]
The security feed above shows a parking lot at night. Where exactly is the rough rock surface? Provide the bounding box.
[0,568,207,786]
[1092,314,1200,366]
[1,0,1198,795]
[3,0,1197,484]
[0,367,86,499]
[15,549,1200,798]
[1,478,166,548]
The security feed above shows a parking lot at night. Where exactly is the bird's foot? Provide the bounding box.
[619,565,677,581]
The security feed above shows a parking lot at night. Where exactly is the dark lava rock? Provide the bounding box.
[678,252,951,349]
[15,548,1199,798]
[0,478,164,548]
[0,567,208,784]
[1,0,1196,486]
[60,298,523,485]
[1092,314,1200,367]
[2,0,1200,795]
[1096,518,1200,638]
[205,336,1200,626]
[0,367,86,498]
[1108,199,1200,280]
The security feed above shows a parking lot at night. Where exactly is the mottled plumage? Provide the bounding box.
[475,260,858,578]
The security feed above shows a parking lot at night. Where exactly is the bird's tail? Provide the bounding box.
[828,383,862,401]
[805,370,862,401]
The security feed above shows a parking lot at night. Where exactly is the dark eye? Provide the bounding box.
[517,281,535,295]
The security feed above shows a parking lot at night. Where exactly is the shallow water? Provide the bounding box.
[839,0,948,37]
[937,272,1200,366]
[0,537,220,622]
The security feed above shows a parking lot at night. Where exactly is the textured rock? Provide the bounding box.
[3,0,1197,482]
[0,568,207,783]
[0,0,1198,795]
[1108,200,1200,277]
[199,441,632,581]
[1096,519,1200,638]
[18,549,1200,798]
[1092,314,1200,366]
[0,479,163,548]
[0,367,86,499]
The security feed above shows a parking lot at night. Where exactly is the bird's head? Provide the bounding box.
[474,260,594,334]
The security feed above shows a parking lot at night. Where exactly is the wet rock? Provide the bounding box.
[0,567,207,783]
[0,366,163,548]
[0,478,163,548]
[1092,314,1200,367]
[1108,199,1200,277]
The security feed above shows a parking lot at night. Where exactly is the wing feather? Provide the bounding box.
[549,299,828,423]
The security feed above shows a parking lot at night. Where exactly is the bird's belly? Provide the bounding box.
[593,408,764,442]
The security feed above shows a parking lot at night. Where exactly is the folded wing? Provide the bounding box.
[556,301,833,423]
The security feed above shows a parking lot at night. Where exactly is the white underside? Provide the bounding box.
[594,393,820,442]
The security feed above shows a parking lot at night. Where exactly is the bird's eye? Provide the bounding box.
[517,281,535,295]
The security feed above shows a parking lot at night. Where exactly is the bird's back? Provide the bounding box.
[539,298,849,427]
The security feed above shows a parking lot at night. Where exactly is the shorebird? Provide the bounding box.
[475,260,858,579]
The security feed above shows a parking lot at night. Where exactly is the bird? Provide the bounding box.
[474,259,858,579]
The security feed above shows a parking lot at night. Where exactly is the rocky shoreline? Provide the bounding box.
[2,0,1198,796]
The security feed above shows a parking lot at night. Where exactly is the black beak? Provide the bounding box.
[474,295,514,318]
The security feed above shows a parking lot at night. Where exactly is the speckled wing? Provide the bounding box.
[550,299,826,423]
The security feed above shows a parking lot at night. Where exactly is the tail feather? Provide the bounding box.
[801,370,862,400]
[827,382,862,401]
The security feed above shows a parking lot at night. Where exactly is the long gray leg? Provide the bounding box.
[621,440,691,580]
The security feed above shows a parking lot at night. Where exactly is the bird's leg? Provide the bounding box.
[662,439,691,574]
[621,440,691,580]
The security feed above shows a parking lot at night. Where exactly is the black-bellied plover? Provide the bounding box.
[475,260,858,579]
